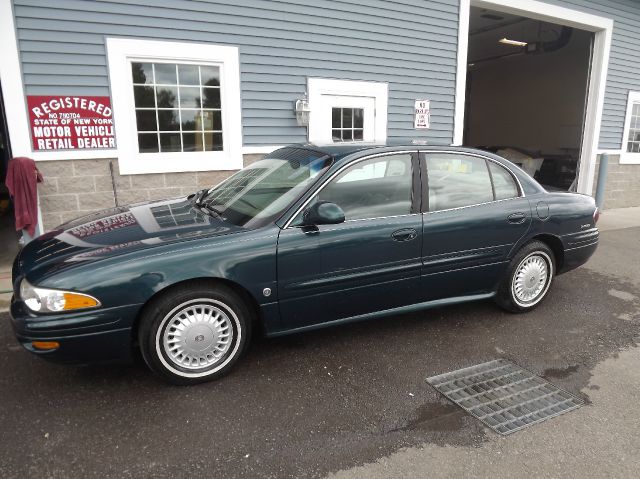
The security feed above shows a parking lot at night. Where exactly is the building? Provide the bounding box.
[1,0,639,237]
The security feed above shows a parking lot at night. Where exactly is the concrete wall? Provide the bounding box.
[592,154,640,210]
[37,154,261,231]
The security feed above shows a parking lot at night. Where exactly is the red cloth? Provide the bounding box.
[5,156,43,236]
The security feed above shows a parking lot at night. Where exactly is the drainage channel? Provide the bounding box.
[427,359,583,435]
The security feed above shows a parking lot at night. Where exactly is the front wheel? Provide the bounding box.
[496,241,555,313]
[138,283,251,385]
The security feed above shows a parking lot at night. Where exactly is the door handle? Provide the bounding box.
[391,228,418,242]
[507,212,527,224]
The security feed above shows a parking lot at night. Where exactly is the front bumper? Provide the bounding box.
[10,298,141,364]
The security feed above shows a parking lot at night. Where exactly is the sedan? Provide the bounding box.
[10,144,599,384]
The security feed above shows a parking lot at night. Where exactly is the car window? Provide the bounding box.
[425,154,493,211]
[316,154,413,221]
[337,157,408,183]
[489,161,519,200]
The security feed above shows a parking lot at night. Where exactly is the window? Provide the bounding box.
[621,91,640,164]
[307,78,388,144]
[107,38,242,174]
[626,102,640,153]
[488,162,519,200]
[332,108,364,142]
[426,154,493,211]
[132,62,223,153]
[315,154,413,221]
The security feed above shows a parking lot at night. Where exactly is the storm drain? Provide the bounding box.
[426,359,583,435]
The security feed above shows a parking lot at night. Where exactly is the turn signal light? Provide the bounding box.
[593,207,600,224]
[62,293,100,310]
[32,341,60,351]
[20,279,101,313]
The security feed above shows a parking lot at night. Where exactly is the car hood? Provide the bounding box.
[18,196,245,277]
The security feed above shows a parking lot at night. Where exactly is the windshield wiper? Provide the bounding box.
[196,202,224,219]
[192,188,208,206]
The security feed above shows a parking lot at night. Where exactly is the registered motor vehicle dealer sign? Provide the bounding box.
[27,95,115,151]
[414,99,430,129]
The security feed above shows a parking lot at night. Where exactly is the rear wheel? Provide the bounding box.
[496,241,555,313]
[138,282,251,385]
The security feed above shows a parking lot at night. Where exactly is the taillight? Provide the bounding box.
[593,207,600,224]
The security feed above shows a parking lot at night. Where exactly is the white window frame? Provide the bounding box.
[307,78,388,144]
[620,91,640,164]
[106,38,242,175]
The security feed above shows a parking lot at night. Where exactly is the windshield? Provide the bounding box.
[198,147,333,228]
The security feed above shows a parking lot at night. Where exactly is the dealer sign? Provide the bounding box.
[27,95,115,151]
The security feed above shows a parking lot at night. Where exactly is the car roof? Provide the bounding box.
[282,142,546,195]
[289,141,506,158]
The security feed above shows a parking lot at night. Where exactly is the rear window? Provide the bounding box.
[489,162,519,200]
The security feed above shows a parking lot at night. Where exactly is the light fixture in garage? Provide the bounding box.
[499,37,528,46]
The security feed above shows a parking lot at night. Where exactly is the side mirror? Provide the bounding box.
[303,201,345,226]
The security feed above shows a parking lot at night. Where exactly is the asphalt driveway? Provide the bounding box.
[1,227,639,478]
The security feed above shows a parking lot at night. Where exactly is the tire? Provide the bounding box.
[495,241,555,313]
[138,282,252,385]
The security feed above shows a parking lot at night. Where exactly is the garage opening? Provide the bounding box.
[0,81,20,262]
[464,7,594,191]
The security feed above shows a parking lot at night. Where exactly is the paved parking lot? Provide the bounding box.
[1,225,639,478]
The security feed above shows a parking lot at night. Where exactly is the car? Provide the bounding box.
[10,143,599,384]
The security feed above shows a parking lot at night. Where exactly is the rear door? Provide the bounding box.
[276,151,423,330]
[420,152,531,300]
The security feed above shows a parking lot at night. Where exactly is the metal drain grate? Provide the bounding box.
[427,359,583,435]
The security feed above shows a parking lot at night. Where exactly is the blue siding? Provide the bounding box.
[13,0,460,146]
[14,0,640,149]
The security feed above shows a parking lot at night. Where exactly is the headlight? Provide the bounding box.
[19,279,101,313]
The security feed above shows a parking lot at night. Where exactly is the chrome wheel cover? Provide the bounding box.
[511,252,552,307]
[156,299,241,377]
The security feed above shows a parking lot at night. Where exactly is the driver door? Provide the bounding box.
[276,152,423,330]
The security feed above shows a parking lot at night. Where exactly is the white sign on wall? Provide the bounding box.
[414,99,430,129]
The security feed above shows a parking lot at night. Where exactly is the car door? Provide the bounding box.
[276,151,423,330]
[420,151,531,300]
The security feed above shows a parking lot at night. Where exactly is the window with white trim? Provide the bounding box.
[626,102,640,153]
[107,38,242,175]
[308,78,388,144]
[621,91,640,164]
[132,62,223,153]
[332,107,364,142]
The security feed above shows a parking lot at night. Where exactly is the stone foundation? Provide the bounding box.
[35,152,640,231]
[36,154,262,231]
[592,154,640,210]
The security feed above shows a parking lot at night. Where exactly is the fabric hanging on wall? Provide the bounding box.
[5,156,43,236]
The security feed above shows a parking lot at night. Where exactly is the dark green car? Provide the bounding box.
[10,144,599,384]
